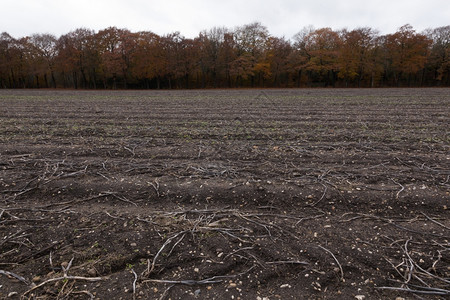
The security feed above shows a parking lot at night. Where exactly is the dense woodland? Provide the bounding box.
[1,23,449,89]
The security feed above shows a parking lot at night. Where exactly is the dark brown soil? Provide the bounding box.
[0,88,449,299]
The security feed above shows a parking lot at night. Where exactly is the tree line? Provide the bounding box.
[1,23,449,89]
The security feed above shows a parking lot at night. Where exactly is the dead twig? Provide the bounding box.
[62,257,74,276]
[223,247,254,260]
[317,245,344,281]
[389,178,405,199]
[403,239,450,285]
[143,278,222,285]
[0,270,29,285]
[132,269,138,299]
[37,193,110,208]
[382,237,450,297]
[149,180,160,197]
[375,286,450,295]
[18,240,61,263]
[97,172,111,181]
[144,231,188,276]
[420,212,450,230]
[310,183,327,206]
[105,211,125,220]
[266,260,309,265]
[198,227,250,243]
[57,276,73,299]
[124,145,137,156]
[340,213,450,238]
[295,213,326,225]
[22,275,104,296]
[0,228,33,247]
[159,284,174,300]
[49,251,54,270]
[102,191,138,206]
[72,290,95,299]
[167,233,186,257]
[142,266,255,286]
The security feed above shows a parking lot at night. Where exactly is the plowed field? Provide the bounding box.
[1,89,449,299]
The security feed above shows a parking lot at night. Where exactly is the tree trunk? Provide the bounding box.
[396,71,403,87]
[73,71,78,89]
[81,69,88,88]
[213,71,217,88]
[420,68,425,87]
[297,69,302,88]
[10,68,16,88]
[123,70,128,89]
[44,74,49,88]
[51,70,56,88]
[92,69,97,89]
[62,72,67,88]
[201,70,206,88]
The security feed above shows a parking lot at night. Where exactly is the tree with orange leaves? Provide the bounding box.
[130,31,163,88]
[301,27,342,87]
[96,27,136,89]
[338,28,380,87]
[231,22,269,87]
[384,24,431,86]
[1,23,450,88]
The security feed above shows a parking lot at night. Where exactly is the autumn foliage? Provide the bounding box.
[1,23,449,88]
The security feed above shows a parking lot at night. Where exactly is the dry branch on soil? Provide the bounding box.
[142,266,256,286]
[22,257,105,297]
[379,238,450,296]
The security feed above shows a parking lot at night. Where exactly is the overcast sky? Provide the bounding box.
[2,0,449,39]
